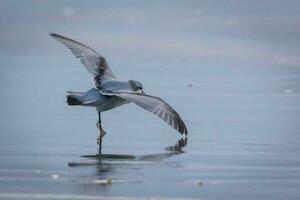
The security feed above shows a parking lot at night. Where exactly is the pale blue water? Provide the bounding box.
[0,57,300,199]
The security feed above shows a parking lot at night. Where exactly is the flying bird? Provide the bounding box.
[49,33,188,155]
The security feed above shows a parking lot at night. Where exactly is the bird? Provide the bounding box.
[49,33,188,155]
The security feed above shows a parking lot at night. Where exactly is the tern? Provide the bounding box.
[50,33,188,155]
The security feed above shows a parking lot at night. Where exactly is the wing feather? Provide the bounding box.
[107,92,188,135]
[49,33,116,87]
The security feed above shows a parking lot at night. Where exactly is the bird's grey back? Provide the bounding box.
[100,80,135,93]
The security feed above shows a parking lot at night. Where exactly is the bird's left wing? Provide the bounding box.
[49,33,116,88]
[102,91,188,135]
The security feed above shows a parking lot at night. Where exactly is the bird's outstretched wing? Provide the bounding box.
[49,33,116,88]
[102,91,188,135]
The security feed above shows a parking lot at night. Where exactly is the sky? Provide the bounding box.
[0,0,299,70]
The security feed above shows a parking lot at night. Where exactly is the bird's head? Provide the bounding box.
[129,80,144,94]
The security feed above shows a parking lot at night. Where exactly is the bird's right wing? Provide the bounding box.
[102,91,188,135]
[49,33,116,88]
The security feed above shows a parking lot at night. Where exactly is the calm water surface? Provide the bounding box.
[0,58,300,199]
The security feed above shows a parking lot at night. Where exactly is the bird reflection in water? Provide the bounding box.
[69,137,187,166]
[68,138,187,186]
[139,137,187,161]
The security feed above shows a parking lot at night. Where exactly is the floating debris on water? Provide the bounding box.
[284,89,293,94]
[198,181,204,186]
[93,178,112,185]
[51,174,60,180]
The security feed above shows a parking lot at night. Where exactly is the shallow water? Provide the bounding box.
[0,58,300,199]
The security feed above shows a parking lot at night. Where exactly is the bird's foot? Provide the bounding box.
[97,130,106,144]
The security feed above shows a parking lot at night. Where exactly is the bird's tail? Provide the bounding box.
[66,91,84,106]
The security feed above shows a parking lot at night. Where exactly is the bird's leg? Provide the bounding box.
[96,112,106,155]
